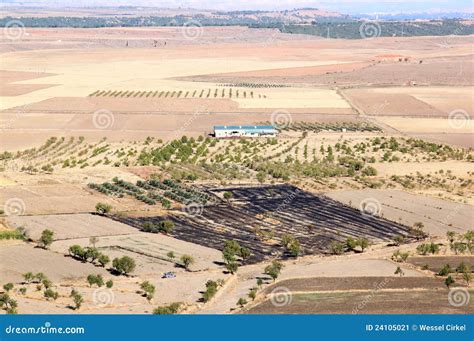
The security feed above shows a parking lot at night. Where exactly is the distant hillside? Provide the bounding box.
[274,19,474,39]
[0,7,473,39]
[213,8,346,22]
[0,7,346,25]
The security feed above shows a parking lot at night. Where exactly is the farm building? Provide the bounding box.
[214,125,278,138]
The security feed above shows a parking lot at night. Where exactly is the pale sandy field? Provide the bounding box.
[1,28,472,151]
[325,189,473,237]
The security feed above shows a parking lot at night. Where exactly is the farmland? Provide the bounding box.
[110,184,414,263]
[246,290,474,314]
[0,19,472,316]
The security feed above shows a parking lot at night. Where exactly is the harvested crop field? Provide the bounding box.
[0,182,131,215]
[0,243,107,283]
[325,189,474,237]
[246,290,474,314]
[113,185,413,263]
[407,256,474,273]
[262,276,448,293]
[374,117,474,148]
[7,213,137,240]
[344,87,473,117]
[50,232,222,274]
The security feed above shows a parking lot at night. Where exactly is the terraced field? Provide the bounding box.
[246,290,474,314]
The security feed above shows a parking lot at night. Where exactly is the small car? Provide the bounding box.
[162,272,176,279]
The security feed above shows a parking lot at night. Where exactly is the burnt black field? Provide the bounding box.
[113,184,413,263]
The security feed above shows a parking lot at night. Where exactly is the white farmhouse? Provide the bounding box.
[213,125,278,138]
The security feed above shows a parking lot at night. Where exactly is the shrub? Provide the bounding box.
[68,245,88,262]
[39,229,54,249]
[112,256,136,275]
[140,281,156,301]
[237,297,247,307]
[166,251,175,262]
[444,275,455,288]
[23,272,34,284]
[95,202,112,215]
[159,220,174,234]
[202,280,220,303]
[87,274,104,287]
[3,283,13,292]
[362,166,377,176]
[438,264,452,276]
[72,292,84,310]
[248,287,257,300]
[330,241,345,255]
[152,302,181,315]
[0,229,25,240]
[264,261,284,282]
[392,250,409,263]
[44,289,59,301]
[180,254,194,271]
[98,254,110,267]
[392,236,405,246]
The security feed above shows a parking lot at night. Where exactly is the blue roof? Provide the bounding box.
[214,125,276,130]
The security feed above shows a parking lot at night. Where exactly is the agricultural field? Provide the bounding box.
[407,256,474,273]
[110,184,414,263]
[246,290,474,314]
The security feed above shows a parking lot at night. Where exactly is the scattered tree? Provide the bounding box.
[70,289,83,310]
[264,261,284,282]
[391,250,409,263]
[180,254,194,271]
[394,266,404,277]
[98,254,110,267]
[248,287,257,301]
[152,302,181,315]
[3,283,13,292]
[95,202,112,215]
[330,241,345,255]
[44,288,59,301]
[39,229,54,249]
[112,256,136,275]
[463,271,472,285]
[23,272,34,284]
[237,297,247,308]
[87,274,104,287]
[444,275,455,288]
[438,264,452,276]
[167,251,176,262]
[140,281,156,302]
